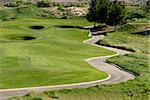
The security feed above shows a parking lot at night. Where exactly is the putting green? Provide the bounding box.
[0,18,115,89]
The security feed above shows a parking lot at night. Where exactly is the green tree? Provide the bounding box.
[107,0,125,27]
[96,0,110,24]
[86,0,97,27]
[87,0,125,29]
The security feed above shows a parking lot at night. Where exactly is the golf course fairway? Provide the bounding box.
[0,18,115,89]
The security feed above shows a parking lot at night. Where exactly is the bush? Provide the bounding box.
[126,11,147,20]
[31,97,42,100]
[141,1,150,13]
[4,2,17,7]
[57,15,67,19]
[58,5,65,11]
[36,0,50,7]
[4,0,34,7]
[90,25,107,32]
[118,24,135,31]
[44,91,60,99]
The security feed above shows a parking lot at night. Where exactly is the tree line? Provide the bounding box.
[87,0,125,27]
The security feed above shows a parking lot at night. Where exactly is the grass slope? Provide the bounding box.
[11,21,150,100]
[0,18,115,89]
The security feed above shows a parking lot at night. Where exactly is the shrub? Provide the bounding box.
[126,11,147,20]
[4,0,34,7]
[58,5,65,11]
[141,1,150,13]
[4,2,17,7]
[56,15,67,19]
[118,24,135,31]
[31,97,42,100]
[44,91,60,99]
[36,0,49,7]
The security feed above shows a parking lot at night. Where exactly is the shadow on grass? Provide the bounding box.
[29,25,45,30]
[132,30,150,35]
[96,41,135,52]
[55,25,91,30]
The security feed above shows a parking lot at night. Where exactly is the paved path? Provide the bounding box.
[84,35,135,84]
[0,34,135,100]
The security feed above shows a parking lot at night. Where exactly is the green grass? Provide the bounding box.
[10,20,150,100]
[1,4,149,100]
[0,18,115,89]
[128,18,150,24]
[100,24,149,54]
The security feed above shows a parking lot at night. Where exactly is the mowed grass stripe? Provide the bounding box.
[0,18,115,89]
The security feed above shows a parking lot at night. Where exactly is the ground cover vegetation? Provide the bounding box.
[0,1,118,90]
[0,0,149,100]
[11,20,149,100]
[1,0,87,20]
[0,18,116,89]
[10,20,149,100]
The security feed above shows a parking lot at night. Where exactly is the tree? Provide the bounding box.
[96,0,110,24]
[107,0,125,27]
[87,0,125,30]
[86,0,97,27]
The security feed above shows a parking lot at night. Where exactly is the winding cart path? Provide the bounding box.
[0,33,135,100]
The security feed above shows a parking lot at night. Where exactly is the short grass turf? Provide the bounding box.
[12,21,150,100]
[0,18,115,89]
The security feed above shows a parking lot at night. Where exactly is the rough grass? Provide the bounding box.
[0,18,115,89]
[100,24,149,54]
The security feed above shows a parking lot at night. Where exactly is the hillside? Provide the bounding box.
[0,0,14,3]
[0,0,87,3]
[0,0,147,5]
